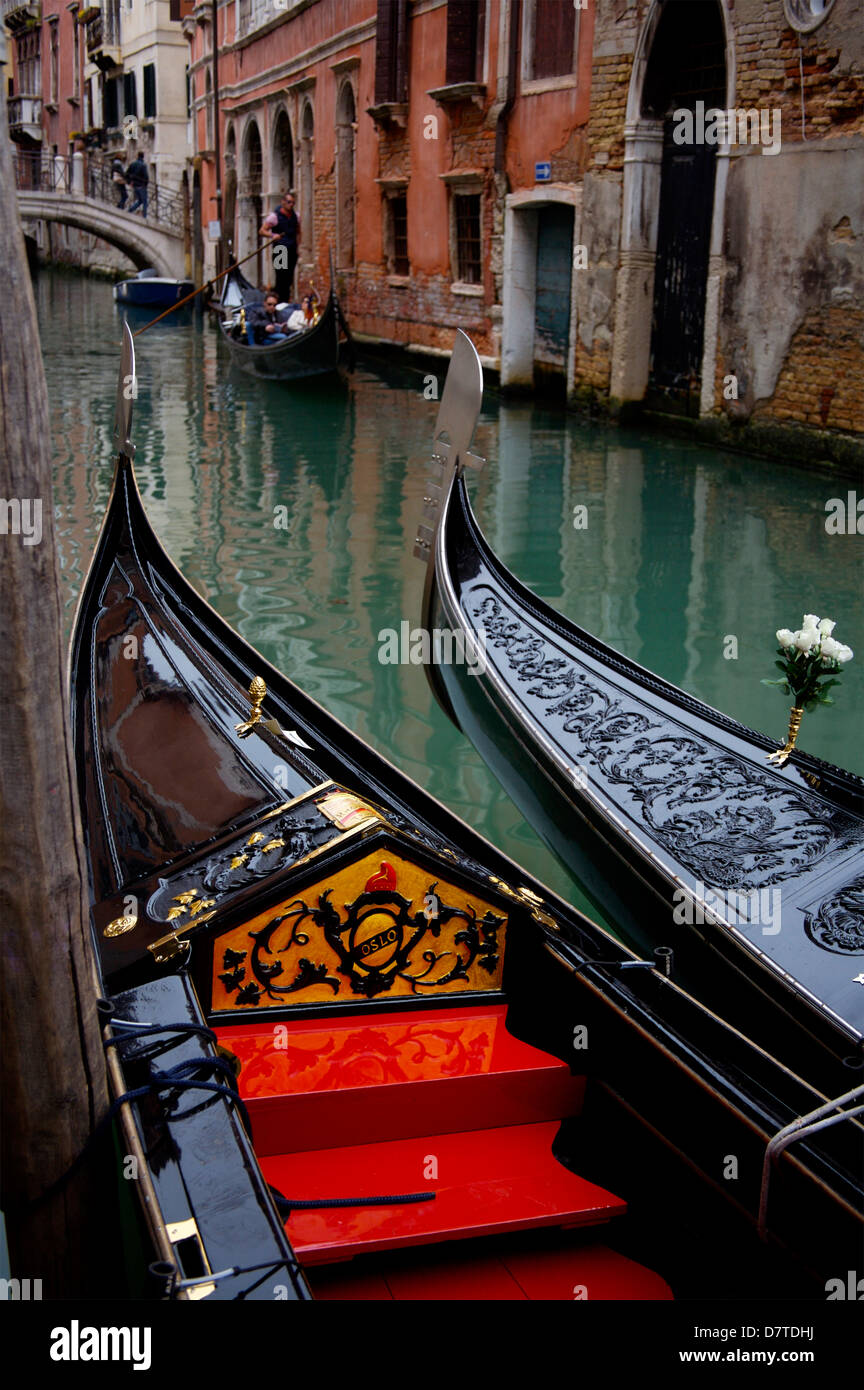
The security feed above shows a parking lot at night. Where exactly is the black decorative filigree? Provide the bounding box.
[471,590,864,895]
[804,876,864,955]
[146,802,340,925]
[225,882,503,1003]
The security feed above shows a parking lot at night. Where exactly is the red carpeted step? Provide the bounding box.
[216,1004,583,1155]
[260,1120,625,1264]
[307,1239,673,1301]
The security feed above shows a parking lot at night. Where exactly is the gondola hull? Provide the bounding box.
[216,266,345,380]
[69,332,864,1298]
[416,355,864,1101]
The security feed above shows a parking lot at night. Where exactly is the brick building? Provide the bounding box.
[185,0,862,454]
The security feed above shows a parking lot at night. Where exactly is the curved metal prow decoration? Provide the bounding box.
[113,319,136,460]
[415,330,485,634]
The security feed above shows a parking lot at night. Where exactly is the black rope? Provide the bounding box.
[11,1019,251,1211]
[269,1186,436,1219]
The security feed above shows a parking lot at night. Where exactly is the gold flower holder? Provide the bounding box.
[767,706,804,767]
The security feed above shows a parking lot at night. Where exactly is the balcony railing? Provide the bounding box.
[7,94,42,139]
[13,149,184,234]
[2,1,41,33]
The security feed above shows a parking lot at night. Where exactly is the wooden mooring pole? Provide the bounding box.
[0,85,111,1297]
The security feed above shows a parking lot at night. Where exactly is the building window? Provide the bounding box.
[384,192,409,276]
[524,0,578,83]
[143,64,156,118]
[454,193,481,284]
[185,65,191,119]
[104,75,119,129]
[49,20,59,105]
[446,0,486,85]
[70,8,80,99]
[124,70,137,118]
[16,30,41,96]
[374,0,410,105]
[784,0,837,31]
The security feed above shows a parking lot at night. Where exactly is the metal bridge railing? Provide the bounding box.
[12,150,184,236]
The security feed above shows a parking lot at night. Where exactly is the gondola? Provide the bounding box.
[415,334,864,1102]
[216,261,350,381]
[69,327,863,1300]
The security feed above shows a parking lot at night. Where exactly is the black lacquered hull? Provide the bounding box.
[219,292,341,380]
[426,473,864,1096]
[70,442,863,1291]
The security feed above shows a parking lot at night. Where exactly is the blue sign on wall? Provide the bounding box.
[535,162,551,183]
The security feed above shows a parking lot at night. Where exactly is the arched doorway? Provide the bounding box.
[610,0,732,410]
[299,100,315,281]
[240,119,263,286]
[223,125,237,263]
[271,108,294,197]
[643,0,726,403]
[192,167,204,286]
[335,81,355,269]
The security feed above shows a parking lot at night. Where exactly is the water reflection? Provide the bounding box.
[40,272,862,941]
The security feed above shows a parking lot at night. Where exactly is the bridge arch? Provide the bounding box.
[16,192,183,276]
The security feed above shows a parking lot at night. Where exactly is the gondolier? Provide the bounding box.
[260,190,300,302]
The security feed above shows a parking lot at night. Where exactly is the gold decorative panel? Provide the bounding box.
[211,850,506,1011]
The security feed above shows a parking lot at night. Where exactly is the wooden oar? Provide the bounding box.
[130,239,274,337]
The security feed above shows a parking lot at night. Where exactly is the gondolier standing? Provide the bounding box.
[260,191,300,303]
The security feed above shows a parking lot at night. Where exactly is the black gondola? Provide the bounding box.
[69,327,863,1300]
[216,261,350,380]
[415,334,864,1102]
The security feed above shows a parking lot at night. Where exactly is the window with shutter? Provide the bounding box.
[124,71,137,118]
[446,1,486,85]
[454,194,482,284]
[143,65,156,119]
[374,0,410,105]
[530,0,577,81]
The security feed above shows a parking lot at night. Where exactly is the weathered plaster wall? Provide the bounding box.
[718,139,864,433]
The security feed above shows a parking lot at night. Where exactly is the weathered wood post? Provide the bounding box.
[0,83,111,1296]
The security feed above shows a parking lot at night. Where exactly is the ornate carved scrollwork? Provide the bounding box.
[804,876,864,956]
[472,591,864,896]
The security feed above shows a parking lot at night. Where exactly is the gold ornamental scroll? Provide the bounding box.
[211,849,507,1012]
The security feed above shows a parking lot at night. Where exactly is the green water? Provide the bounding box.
[39,270,863,932]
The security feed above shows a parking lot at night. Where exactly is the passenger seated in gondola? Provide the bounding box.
[247,292,290,345]
[286,294,317,332]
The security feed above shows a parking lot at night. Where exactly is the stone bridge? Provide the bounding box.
[16,190,186,278]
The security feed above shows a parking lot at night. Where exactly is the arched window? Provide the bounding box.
[299,101,315,269]
[335,81,356,269]
[205,69,213,149]
[272,109,294,195]
[241,119,263,283]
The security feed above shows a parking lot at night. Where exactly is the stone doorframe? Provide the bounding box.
[501,184,582,392]
[610,0,736,412]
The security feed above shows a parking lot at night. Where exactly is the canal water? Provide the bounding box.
[39,270,863,933]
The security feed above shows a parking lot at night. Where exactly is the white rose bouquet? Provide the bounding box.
[763,614,853,765]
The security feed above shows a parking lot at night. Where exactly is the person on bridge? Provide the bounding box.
[126,155,149,217]
[259,191,300,303]
[111,156,128,210]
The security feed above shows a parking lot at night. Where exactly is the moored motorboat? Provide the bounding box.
[68,328,863,1300]
[414,334,864,1099]
[114,268,195,307]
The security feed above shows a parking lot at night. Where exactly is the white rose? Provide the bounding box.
[794,629,816,653]
[801,614,820,632]
[819,618,836,637]
[820,636,839,659]
[776,628,796,648]
[835,644,854,664]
